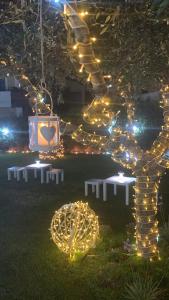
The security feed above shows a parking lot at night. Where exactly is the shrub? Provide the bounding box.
[124,273,163,300]
[160,219,169,246]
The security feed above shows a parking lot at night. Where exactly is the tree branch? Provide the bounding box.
[0,20,24,25]
[64,3,117,127]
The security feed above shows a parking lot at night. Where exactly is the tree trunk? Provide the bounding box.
[134,175,159,260]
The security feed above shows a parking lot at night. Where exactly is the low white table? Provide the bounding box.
[103,175,136,205]
[46,169,64,184]
[7,166,26,181]
[85,179,103,199]
[24,163,52,184]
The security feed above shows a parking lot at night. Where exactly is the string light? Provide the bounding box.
[79,64,84,73]
[82,97,118,127]
[87,73,91,82]
[104,75,112,79]
[73,43,78,50]
[91,37,97,42]
[7,148,31,154]
[79,11,88,17]
[39,140,64,160]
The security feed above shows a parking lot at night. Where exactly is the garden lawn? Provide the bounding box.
[0,153,169,300]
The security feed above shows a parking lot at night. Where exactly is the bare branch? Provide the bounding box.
[0,20,24,25]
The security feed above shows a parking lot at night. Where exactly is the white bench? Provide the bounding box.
[85,179,103,199]
[7,167,26,181]
[46,169,64,184]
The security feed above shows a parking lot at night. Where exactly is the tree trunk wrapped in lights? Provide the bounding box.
[63,2,169,260]
[134,175,160,259]
[64,4,106,96]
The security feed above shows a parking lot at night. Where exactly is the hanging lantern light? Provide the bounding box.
[28,0,61,154]
[29,115,60,152]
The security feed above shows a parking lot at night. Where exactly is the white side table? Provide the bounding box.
[8,167,26,181]
[24,163,52,184]
[85,179,103,199]
[46,169,64,184]
[103,175,136,205]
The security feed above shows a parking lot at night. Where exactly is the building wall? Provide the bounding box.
[0,90,23,118]
[0,76,20,91]
[0,91,11,108]
[5,76,20,90]
[0,107,23,118]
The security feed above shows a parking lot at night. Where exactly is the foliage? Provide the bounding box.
[160,218,169,247]
[87,0,169,95]
[124,273,163,300]
[1,1,169,106]
[152,0,169,14]
[0,0,77,101]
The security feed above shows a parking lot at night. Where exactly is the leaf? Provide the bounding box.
[100,25,109,35]
[159,0,169,12]
[105,15,111,24]
[95,12,100,20]
[153,0,169,14]
[112,6,121,22]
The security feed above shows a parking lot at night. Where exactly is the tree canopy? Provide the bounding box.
[0,1,169,103]
[84,1,169,95]
[0,0,77,100]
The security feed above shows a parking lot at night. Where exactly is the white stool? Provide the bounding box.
[7,167,26,181]
[85,179,103,199]
[46,169,64,184]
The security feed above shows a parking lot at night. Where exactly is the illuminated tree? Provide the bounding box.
[62,1,169,260]
[1,0,169,260]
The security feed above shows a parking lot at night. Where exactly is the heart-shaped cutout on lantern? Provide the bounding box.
[40,126,56,142]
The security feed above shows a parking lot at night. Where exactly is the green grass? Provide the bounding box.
[0,153,169,300]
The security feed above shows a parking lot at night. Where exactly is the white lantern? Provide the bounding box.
[29,115,60,152]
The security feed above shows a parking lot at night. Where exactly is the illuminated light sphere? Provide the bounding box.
[50,201,99,260]
[29,115,60,152]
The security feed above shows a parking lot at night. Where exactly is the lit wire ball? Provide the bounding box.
[50,201,99,260]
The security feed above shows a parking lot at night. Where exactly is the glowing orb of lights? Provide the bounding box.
[50,201,99,260]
